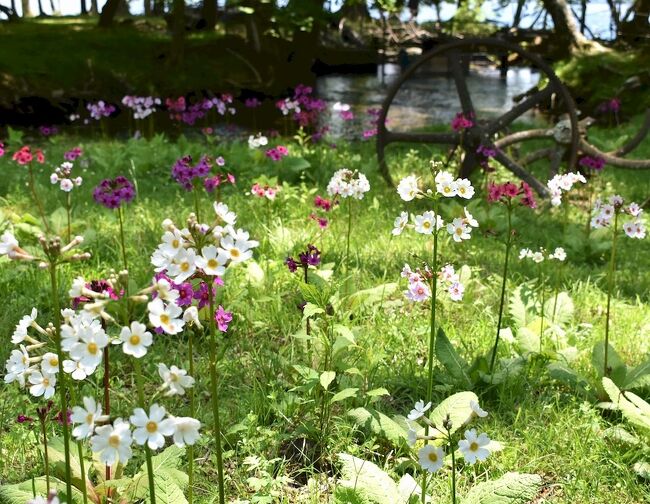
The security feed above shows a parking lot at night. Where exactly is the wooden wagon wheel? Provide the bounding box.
[376,38,580,196]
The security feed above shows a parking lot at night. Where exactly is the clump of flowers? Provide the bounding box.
[578,155,605,172]
[327,168,370,200]
[591,196,645,237]
[12,145,45,165]
[0,140,5,157]
[171,155,212,191]
[64,146,83,162]
[204,170,235,194]
[451,112,474,131]
[333,101,354,121]
[488,181,536,208]
[122,95,161,120]
[87,101,116,120]
[402,263,465,302]
[39,125,59,137]
[248,133,268,149]
[265,145,289,161]
[309,194,335,229]
[276,84,326,128]
[547,172,587,207]
[245,97,262,108]
[285,244,321,274]
[50,162,82,192]
[250,181,280,200]
[93,176,136,209]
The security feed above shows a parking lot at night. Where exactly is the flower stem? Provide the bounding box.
[207,287,226,504]
[68,388,88,504]
[193,188,201,223]
[449,429,457,504]
[538,265,545,354]
[489,204,513,374]
[604,211,619,377]
[48,263,73,499]
[345,197,353,272]
[66,192,72,243]
[117,206,128,273]
[133,359,157,504]
[187,329,196,504]
[102,330,111,482]
[39,415,50,493]
[28,164,51,234]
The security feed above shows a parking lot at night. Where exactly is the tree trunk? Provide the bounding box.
[202,0,217,30]
[98,0,121,27]
[49,0,58,15]
[144,0,151,16]
[153,0,164,15]
[80,0,87,15]
[36,0,45,16]
[579,0,587,33]
[605,0,621,33]
[512,0,526,28]
[21,0,32,17]
[621,0,650,40]
[541,0,591,49]
[90,0,98,14]
[171,0,185,64]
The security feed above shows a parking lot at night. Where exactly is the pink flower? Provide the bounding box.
[215,305,232,332]
[451,112,474,131]
[340,110,354,121]
[405,280,431,302]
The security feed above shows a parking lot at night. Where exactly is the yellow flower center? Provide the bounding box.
[129,334,141,346]
[428,451,438,463]
[456,228,462,235]
[470,441,479,452]
[207,258,218,269]
[108,434,120,448]
[49,358,58,367]
[444,186,451,193]
[170,373,179,382]
[459,186,466,194]
[230,248,240,258]
[86,413,94,424]
[87,342,98,355]
[42,378,50,386]
[159,314,170,326]
[422,221,431,229]
[172,239,180,248]
[180,262,190,272]
[146,421,158,433]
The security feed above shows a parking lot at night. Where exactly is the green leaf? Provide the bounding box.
[429,391,479,437]
[0,476,85,504]
[302,302,324,320]
[592,342,627,386]
[634,461,650,480]
[337,453,405,504]
[602,377,650,436]
[347,407,407,447]
[320,370,336,391]
[331,387,359,403]
[547,363,591,396]
[509,285,536,328]
[543,292,574,326]
[462,472,543,504]
[435,328,473,389]
[280,156,311,173]
[624,358,650,390]
[366,388,390,398]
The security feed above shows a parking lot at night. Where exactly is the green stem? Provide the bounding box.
[193,187,201,223]
[40,416,50,493]
[489,204,513,374]
[604,211,619,377]
[117,206,128,273]
[187,330,196,504]
[207,286,226,504]
[48,263,73,499]
[345,198,353,272]
[133,359,156,504]
[66,192,72,243]
[449,430,457,504]
[539,266,545,354]
[28,164,51,234]
[68,389,88,504]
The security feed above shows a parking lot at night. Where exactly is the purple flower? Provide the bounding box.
[16,414,33,423]
[193,282,210,309]
[451,112,474,131]
[93,176,136,209]
[171,155,213,190]
[64,147,83,161]
[176,282,194,306]
[579,155,605,171]
[285,257,298,273]
[245,97,262,108]
[215,305,233,332]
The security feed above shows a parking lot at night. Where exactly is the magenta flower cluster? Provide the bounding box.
[64,146,83,162]
[579,155,606,171]
[92,176,136,209]
[487,181,536,209]
[87,101,116,120]
[171,155,213,190]
[265,145,289,161]
[451,112,474,131]
[276,84,326,128]
[285,244,321,273]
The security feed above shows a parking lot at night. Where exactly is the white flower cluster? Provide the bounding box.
[407,399,491,473]
[401,263,465,302]
[50,162,82,192]
[393,207,478,243]
[547,172,587,206]
[248,133,269,149]
[397,172,475,202]
[121,95,161,120]
[70,398,200,468]
[0,231,35,261]
[519,246,567,263]
[149,202,258,334]
[326,169,370,199]
[591,196,645,239]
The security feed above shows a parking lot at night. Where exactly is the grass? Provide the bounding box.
[0,116,649,503]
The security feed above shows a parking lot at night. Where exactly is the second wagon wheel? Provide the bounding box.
[376,38,580,196]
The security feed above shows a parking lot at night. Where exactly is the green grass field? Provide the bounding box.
[0,117,649,503]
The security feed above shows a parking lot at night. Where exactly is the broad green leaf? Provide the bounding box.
[347,407,407,447]
[624,358,650,390]
[634,461,650,480]
[397,473,430,503]
[429,391,479,437]
[602,377,650,436]
[366,387,390,398]
[337,453,405,504]
[515,327,539,356]
[509,285,536,328]
[547,363,591,396]
[435,329,472,389]
[543,291,574,326]
[302,302,324,320]
[320,370,336,390]
[0,476,85,504]
[331,387,359,403]
[592,342,627,386]
[462,472,543,503]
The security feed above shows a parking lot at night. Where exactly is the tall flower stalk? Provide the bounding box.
[133,358,157,504]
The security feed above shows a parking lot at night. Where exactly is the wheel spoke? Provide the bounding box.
[494,129,552,149]
[493,150,548,196]
[486,86,554,135]
[449,52,475,118]
[384,131,460,145]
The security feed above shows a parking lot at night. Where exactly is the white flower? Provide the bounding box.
[463,207,479,228]
[183,306,202,328]
[609,194,623,206]
[439,264,458,283]
[153,278,180,303]
[171,417,202,447]
[332,101,350,112]
[41,352,60,375]
[60,179,74,192]
[549,247,566,261]
[458,429,491,464]
[435,171,456,197]
[627,202,642,217]
[120,321,153,358]
[148,298,185,335]
[407,427,418,446]
[130,404,175,451]
[405,280,431,302]
[69,326,109,369]
[407,400,431,421]
[91,418,133,467]
[196,245,226,276]
[72,396,103,440]
[63,359,93,380]
[166,248,197,283]
[519,248,532,260]
[455,178,475,199]
[531,251,544,263]
[414,211,439,235]
[12,308,38,344]
[448,281,465,301]
[599,204,615,221]
[218,235,256,264]
[160,230,185,258]
[397,175,420,201]
[470,400,488,418]
[327,169,370,199]
[4,346,31,386]
[447,218,471,242]
[392,211,409,236]
[418,444,445,473]
[0,231,19,256]
[29,371,57,399]
[624,220,646,239]
[158,363,195,396]
[214,202,237,225]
